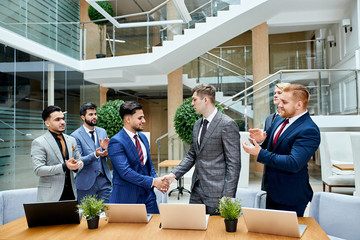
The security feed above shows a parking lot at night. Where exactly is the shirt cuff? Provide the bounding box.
[94,152,100,159]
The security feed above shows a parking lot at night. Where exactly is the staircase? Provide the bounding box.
[82,0,282,87]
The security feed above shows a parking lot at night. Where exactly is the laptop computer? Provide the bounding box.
[105,204,152,223]
[159,204,209,230]
[23,200,81,228]
[242,207,307,238]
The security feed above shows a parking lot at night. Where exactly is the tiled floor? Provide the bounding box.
[164,159,355,216]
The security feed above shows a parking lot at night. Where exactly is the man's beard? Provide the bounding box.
[85,118,97,127]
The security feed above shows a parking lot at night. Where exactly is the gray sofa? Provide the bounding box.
[0,188,37,225]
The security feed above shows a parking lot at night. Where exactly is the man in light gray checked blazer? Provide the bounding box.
[165,84,241,215]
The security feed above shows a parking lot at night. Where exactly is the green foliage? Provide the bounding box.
[217,197,242,220]
[97,99,124,138]
[77,195,108,220]
[174,97,224,145]
[88,1,114,25]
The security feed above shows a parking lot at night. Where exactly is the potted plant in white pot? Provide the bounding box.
[77,195,108,229]
[217,196,242,232]
[88,1,114,58]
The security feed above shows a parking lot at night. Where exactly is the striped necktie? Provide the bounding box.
[134,135,144,165]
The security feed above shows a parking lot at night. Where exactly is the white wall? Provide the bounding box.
[325,0,359,114]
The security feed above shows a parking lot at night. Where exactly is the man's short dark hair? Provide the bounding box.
[80,103,97,116]
[120,101,142,120]
[42,105,62,121]
[192,83,216,104]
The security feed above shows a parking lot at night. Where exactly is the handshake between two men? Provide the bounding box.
[152,173,177,194]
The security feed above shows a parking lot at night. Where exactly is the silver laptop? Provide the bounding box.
[242,207,307,238]
[159,204,209,230]
[105,204,152,223]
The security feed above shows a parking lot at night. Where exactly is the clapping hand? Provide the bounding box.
[95,147,108,157]
[65,158,83,170]
[249,128,266,142]
[99,138,110,150]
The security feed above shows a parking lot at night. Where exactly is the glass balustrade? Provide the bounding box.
[220,69,359,131]
[81,0,241,59]
[0,0,81,60]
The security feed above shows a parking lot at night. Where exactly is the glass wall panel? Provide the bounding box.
[0,43,87,191]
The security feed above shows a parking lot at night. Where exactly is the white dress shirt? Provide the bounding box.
[273,110,308,140]
[123,127,148,165]
[198,108,217,145]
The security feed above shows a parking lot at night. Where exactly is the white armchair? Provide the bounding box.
[309,192,360,240]
[319,132,355,192]
[350,134,360,197]
[235,188,266,209]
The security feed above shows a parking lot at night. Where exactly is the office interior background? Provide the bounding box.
[0,0,360,192]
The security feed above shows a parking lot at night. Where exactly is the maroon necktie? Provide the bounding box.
[273,119,289,146]
[134,135,144,165]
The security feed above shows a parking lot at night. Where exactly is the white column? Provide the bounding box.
[47,63,54,106]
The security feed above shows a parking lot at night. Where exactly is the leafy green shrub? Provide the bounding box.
[174,97,223,145]
[217,197,242,220]
[88,1,114,25]
[77,195,108,220]
[97,99,124,138]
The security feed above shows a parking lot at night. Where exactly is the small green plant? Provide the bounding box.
[88,1,114,26]
[77,195,108,220]
[97,99,124,138]
[88,1,114,56]
[174,97,224,145]
[217,196,242,221]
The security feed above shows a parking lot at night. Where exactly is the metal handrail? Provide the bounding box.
[0,119,32,136]
[204,51,250,74]
[160,0,212,34]
[219,69,356,106]
[199,55,251,81]
[220,69,359,112]
[80,0,170,25]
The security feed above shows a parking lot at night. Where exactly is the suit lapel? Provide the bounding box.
[199,111,222,153]
[44,131,63,163]
[138,133,150,160]
[268,117,283,150]
[120,129,141,165]
[79,126,96,151]
[272,113,309,151]
[64,134,73,159]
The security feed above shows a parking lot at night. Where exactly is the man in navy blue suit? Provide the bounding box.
[71,103,112,203]
[243,84,320,216]
[108,101,168,214]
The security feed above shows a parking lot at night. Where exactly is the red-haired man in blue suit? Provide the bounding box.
[243,84,320,217]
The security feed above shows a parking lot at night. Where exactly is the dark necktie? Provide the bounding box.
[57,134,66,157]
[89,130,95,143]
[199,119,209,146]
[134,135,144,165]
[273,119,289,146]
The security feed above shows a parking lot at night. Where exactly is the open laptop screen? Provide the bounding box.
[105,204,152,223]
[23,200,80,228]
[242,207,307,238]
[159,204,209,230]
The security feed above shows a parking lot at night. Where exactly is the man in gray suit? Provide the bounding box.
[31,106,83,202]
[71,103,112,203]
[165,84,241,215]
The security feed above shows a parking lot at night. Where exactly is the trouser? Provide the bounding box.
[189,181,219,215]
[266,194,307,217]
[77,173,112,203]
